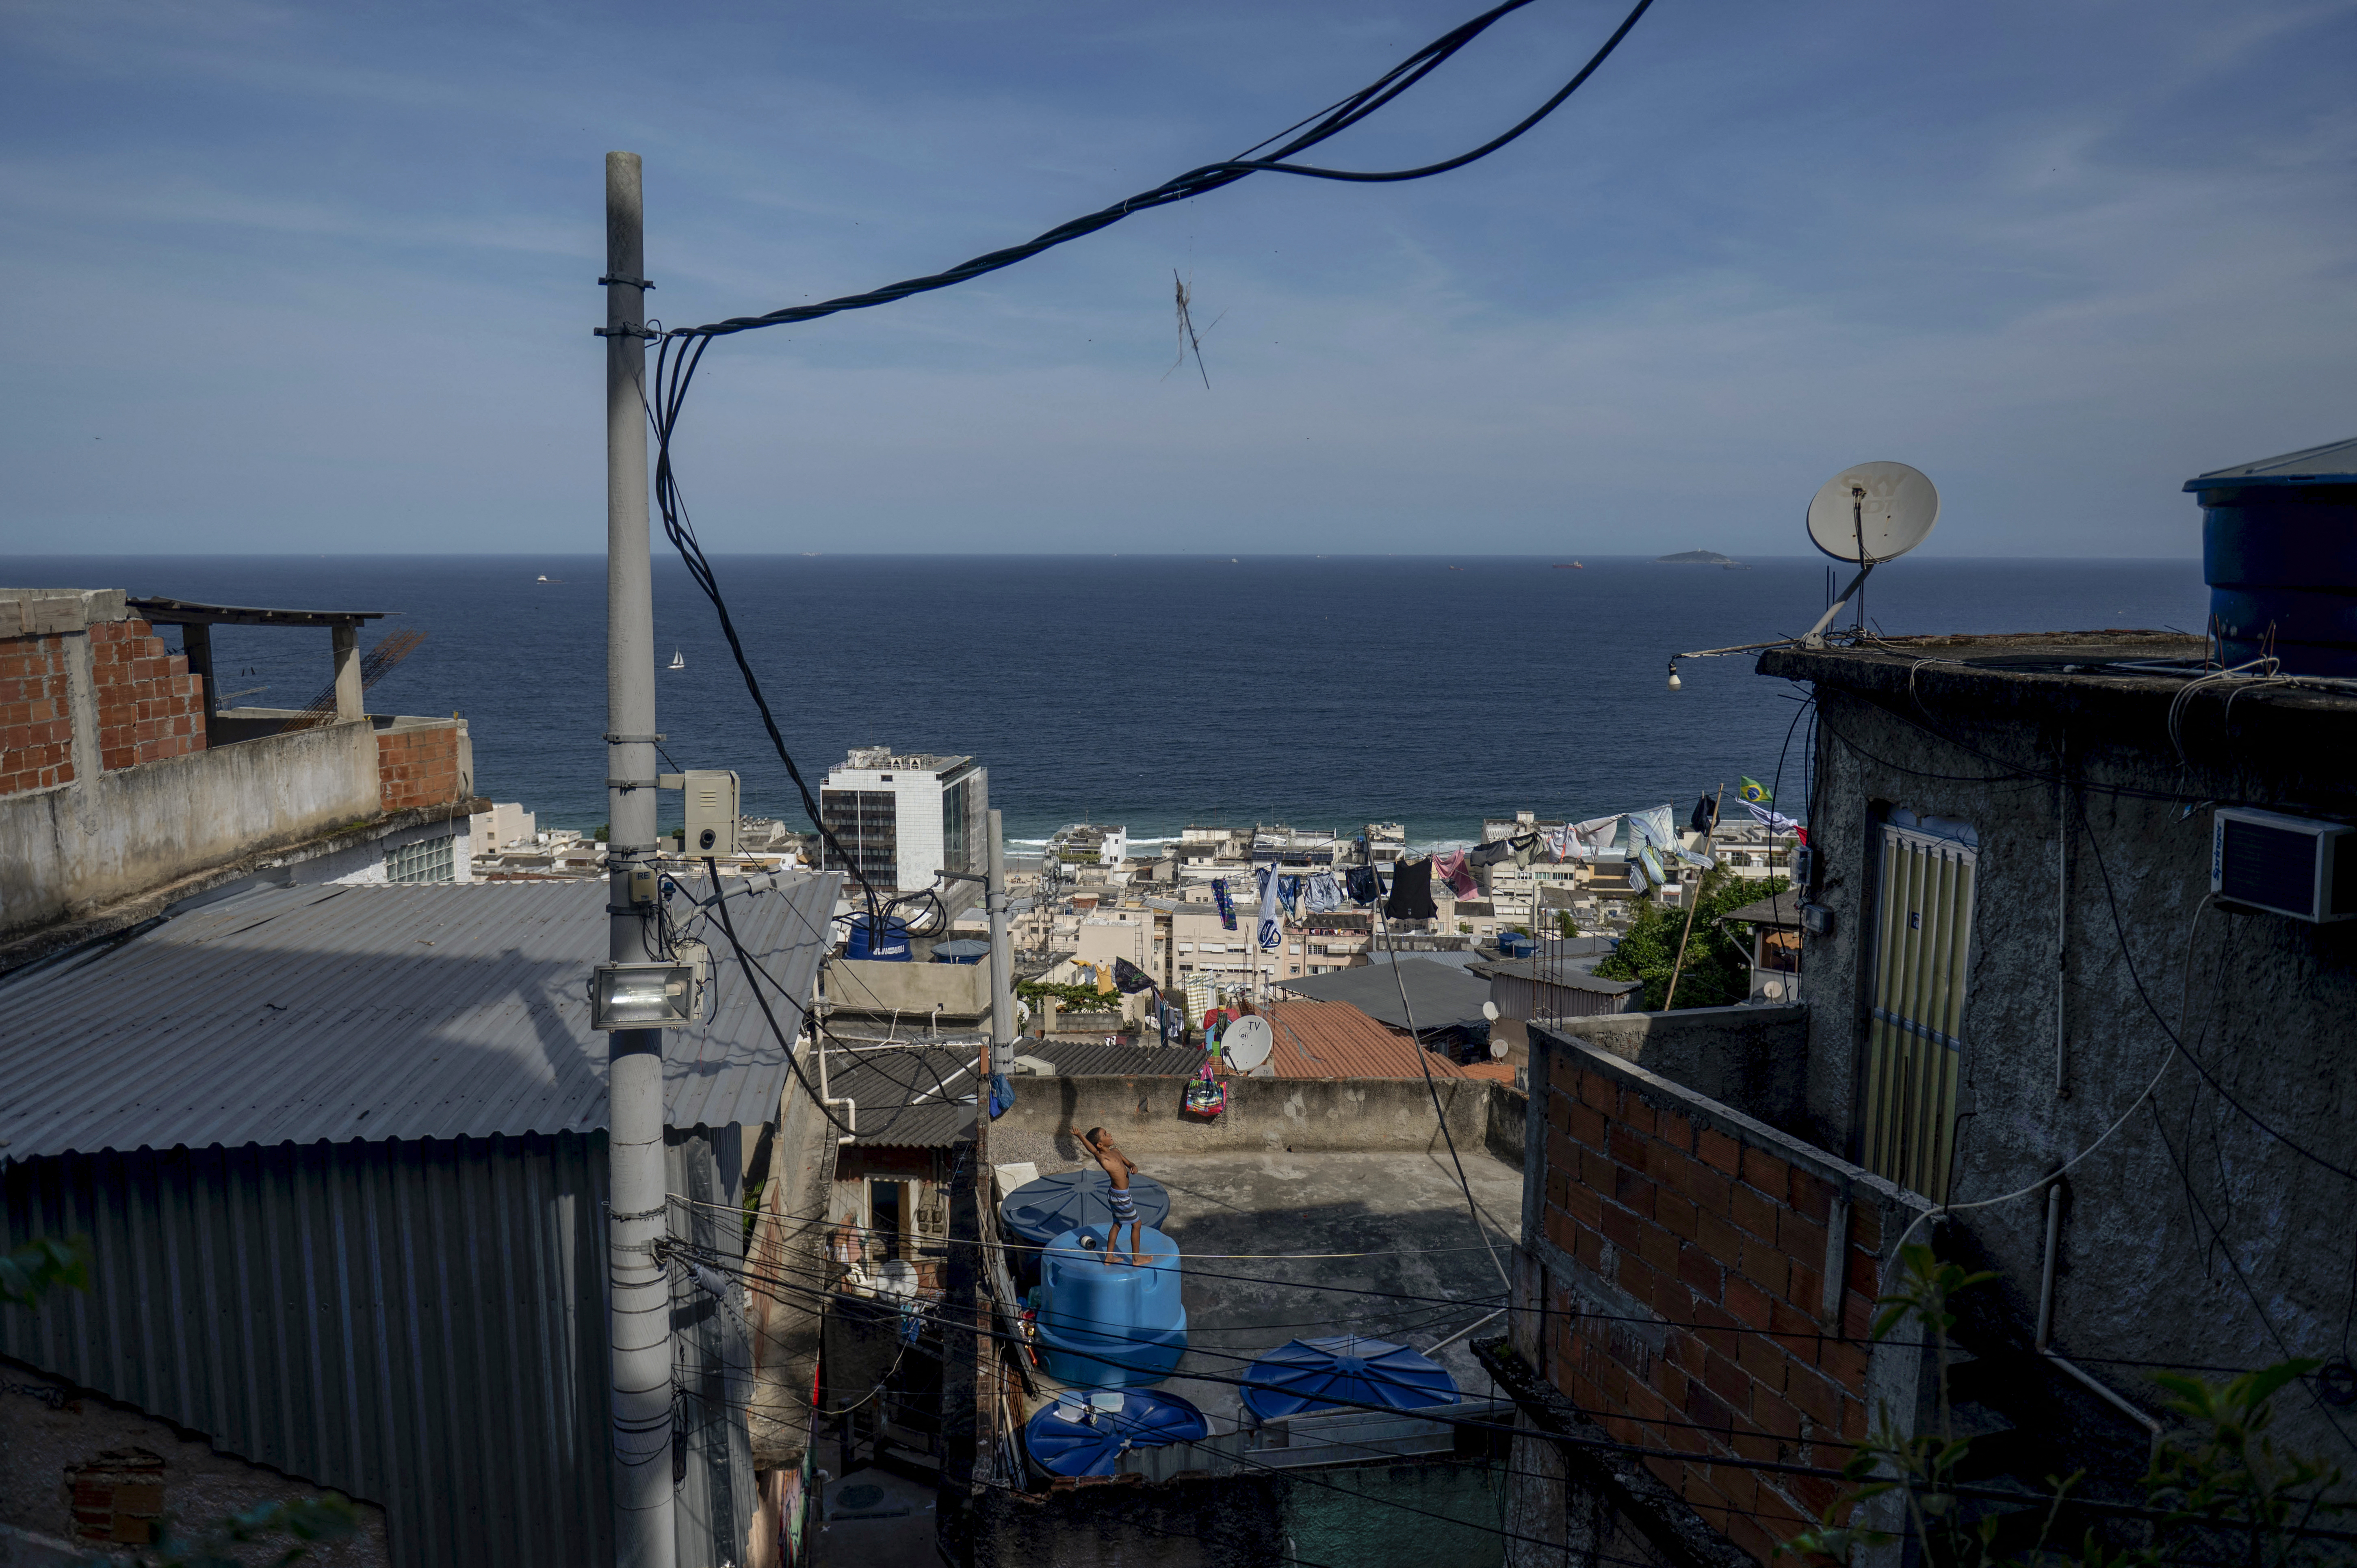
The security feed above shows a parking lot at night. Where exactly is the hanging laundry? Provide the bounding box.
[1113,957,1156,995]
[1212,877,1237,931]
[1577,815,1620,852]
[1302,872,1344,913]
[1626,858,1651,895]
[1344,865,1383,905]
[1431,850,1477,901]
[1746,802,1803,834]
[1467,839,1514,868]
[1638,843,1668,887]
[1740,776,1773,805]
[1689,795,1718,836]
[1384,858,1439,920]
[1278,875,1304,917]
[1628,805,1677,854]
[1254,866,1284,951]
[1509,832,1543,869]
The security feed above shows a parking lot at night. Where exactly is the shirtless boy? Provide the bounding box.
[1079,1127,1144,1267]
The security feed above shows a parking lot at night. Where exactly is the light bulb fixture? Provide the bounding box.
[589,961,698,1030]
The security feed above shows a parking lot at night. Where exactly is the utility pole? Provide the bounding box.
[987,809,1015,1077]
[601,150,675,1568]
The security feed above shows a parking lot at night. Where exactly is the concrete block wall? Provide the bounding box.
[89,619,206,773]
[1520,1027,1932,1566]
[0,595,205,797]
[375,722,465,812]
[0,636,78,795]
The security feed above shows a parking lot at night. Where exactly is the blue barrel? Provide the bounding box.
[932,939,990,965]
[844,915,911,961]
[1033,1225,1187,1388]
[2188,440,2357,675]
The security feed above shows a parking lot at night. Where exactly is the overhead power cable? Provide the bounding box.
[664,0,1656,342]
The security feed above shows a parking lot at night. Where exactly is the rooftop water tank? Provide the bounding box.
[1495,931,1537,959]
[1033,1225,1187,1388]
[1023,1388,1209,1478]
[1000,1170,1171,1251]
[932,939,991,965]
[2188,437,2357,675]
[1239,1334,1460,1420]
[844,915,911,962]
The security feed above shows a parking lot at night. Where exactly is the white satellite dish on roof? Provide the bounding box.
[1220,1014,1273,1073]
[1806,461,1940,564]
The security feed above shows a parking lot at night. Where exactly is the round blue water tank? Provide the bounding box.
[1495,932,1536,958]
[932,939,991,965]
[2188,442,2357,675]
[1033,1225,1187,1389]
[1001,1171,1171,1250]
[845,915,911,962]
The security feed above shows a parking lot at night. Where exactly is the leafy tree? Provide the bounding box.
[1,1236,91,1306]
[1594,869,1785,1010]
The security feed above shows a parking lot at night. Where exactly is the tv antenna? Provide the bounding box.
[1220,1014,1273,1074]
[1664,461,1939,687]
[1798,461,1939,645]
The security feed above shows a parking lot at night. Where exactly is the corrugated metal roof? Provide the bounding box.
[2186,435,2357,488]
[823,1042,980,1149]
[1270,958,1494,1030]
[1258,1001,1470,1079]
[0,875,841,1158]
[1466,958,1642,995]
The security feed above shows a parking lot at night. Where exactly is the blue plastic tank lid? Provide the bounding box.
[1001,1169,1171,1248]
[1239,1334,1460,1420]
[932,939,991,962]
[1025,1389,1210,1477]
[2185,436,2357,490]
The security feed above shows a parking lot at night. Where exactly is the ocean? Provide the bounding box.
[12,554,2205,846]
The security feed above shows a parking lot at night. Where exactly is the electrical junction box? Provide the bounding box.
[2212,807,2356,923]
[682,770,740,856]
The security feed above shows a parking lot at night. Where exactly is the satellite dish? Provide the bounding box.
[1761,979,1785,1001]
[1221,1014,1273,1072]
[1481,1001,1500,1021]
[1807,462,1939,564]
[1489,1039,1510,1060]
[877,1259,918,1303]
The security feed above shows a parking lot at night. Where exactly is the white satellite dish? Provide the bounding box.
[1489,1039,1510,1060]
[1220,1014,1274,1073]
[1481,1000,1500,1021]
[1806,461,1940,564]
[877,1259,918,1303]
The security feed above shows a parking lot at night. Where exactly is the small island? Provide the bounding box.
[1657,549,1746,567]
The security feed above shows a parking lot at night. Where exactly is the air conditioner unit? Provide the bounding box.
[2211,807,2357,923]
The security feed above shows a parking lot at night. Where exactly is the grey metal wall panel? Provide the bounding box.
[1,1136,615,1568]
[668,1129,755,1568]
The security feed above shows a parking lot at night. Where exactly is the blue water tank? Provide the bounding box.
[932,939,990,965]
[845,915,911,962]
[1001,1171,1172,1250]
[1495,931,1536,959]
[2188,438,2357,675]
[1033,1225,1187,1388]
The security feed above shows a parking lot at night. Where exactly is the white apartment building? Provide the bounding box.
[819,746,988,901]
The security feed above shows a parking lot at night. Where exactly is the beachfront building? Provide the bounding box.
[818,744,988,902]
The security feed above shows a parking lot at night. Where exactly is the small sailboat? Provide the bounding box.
[668,649,685,671]
[536,574,549,582]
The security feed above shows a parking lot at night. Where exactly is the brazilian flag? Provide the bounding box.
[1740,776,1772,805]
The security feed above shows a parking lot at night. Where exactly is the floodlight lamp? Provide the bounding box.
[589,961,696,1030]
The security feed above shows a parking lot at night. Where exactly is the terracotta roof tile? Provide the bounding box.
[1254,1000,1469,1079]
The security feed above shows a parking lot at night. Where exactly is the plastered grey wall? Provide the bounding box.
[1782,671,2357,1460]
[0,721,381,939]
[984,1073,1519,1171]
[1549,1005,1809,1136]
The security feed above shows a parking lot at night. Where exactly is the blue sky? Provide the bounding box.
[3,0,2351,558]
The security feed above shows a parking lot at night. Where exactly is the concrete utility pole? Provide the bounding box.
[986,809,1015,1076]
[602,150,676,1568]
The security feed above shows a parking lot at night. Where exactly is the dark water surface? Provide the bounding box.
[8,555,2203,842]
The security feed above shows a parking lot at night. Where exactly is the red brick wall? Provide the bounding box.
[1534,1051,1886,1564]
[377,724,462,812]
[91,619,206,772]
[0,633,78,794]
[0,619,206,797]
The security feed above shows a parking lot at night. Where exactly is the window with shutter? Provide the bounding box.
[1859,822,1977,1201]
